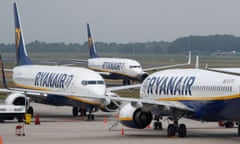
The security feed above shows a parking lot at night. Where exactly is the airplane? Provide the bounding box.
[112,68,240,137]
[67,23,191,85]
[0,2,121,120]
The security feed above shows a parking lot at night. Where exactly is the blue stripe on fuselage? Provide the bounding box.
[36,95,98,110]
[181,99,240,121]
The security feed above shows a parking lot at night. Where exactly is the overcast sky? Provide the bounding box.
[1,0,240,44]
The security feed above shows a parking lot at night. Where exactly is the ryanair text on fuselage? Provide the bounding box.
[102,62,124,71]
[142,76,196,96]
[34,72,74,89]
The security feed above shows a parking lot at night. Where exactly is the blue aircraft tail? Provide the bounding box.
[14,3,32,66]
[87,23,98,58]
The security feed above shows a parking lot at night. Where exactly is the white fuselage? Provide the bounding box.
[88,57,144,79]
[141,68,239,100]
[13,65,106,105]
[138,68,240,121]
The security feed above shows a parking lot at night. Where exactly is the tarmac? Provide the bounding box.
[1,103,240,144]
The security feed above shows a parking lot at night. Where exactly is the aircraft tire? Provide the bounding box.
[238,123,240,136]
[178,124,187,137]
[154,122,162,130]
[72,107,78,117]
[167,124,177,137]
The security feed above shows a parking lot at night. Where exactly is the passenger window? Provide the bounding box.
[82,81,87,85]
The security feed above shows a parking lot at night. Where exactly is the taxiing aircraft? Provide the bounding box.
[0,3,121,120]
[68,23,191,85]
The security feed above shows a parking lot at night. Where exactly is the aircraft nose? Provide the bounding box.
[92,85,106,96]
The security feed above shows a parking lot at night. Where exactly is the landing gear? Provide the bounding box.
[224,121,234,128]
[123,79,131,85]
[238,122,240,136]
[153,115,162,130]
[178,124,187,137]
[27,106,34,116]
[154,121,162,130]
[72,106,96,121]
[167,121,187,137]
[87,114,95,121]
[72,107,79,117]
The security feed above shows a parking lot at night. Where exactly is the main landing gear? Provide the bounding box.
[167,121,187,137]
[72,107,95,121]
[153,115,163,130]
[123,79,131,85]
[153,115,187,137]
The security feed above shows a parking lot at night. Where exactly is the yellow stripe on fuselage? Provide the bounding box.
[155,94,240,101]
[15,83,100,105]
[66,96,100,105]
[15,83,51,91]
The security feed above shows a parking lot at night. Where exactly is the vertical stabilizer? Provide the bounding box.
[87,23,98,58]
[14,3,32,66]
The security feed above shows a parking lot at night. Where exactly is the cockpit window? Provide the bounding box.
[97,81,105,85]
[88,81,97,85]
[129,65,141,68]
[81,80,105,85]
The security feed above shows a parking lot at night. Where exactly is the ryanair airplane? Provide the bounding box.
[69,23,191,85]
[0,3,121,120]
[112,68,240,137]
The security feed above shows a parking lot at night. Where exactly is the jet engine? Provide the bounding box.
[99,92,121,112]
[119,103,152,129]
[100,101,120,112]
[138,72,149,82]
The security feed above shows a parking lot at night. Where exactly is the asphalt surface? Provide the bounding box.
[0,103,240,144]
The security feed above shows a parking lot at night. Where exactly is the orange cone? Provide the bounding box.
[115,114,119,119]
[103,117,107,123]
[147,125,151,128]
[121,128,125,135]
[0,136,2,144]
[35,114,40,125]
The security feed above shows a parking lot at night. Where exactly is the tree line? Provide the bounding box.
[1,34,240,55]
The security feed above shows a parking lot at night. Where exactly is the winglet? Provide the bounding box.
[0,55,9,89]
[14,2,32,66]
[187,51,191,65]
[87,23,98,58]
[195,55,199,69]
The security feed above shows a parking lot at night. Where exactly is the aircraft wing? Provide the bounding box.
[106,84,193,112]
[109,96,193,113]
[207,68,240,76]
[98,71,111,76]
[143,51,191,71]
[0,88,109,103]
[61,59,88,63]
[106,84,141,92]
[4,69,13,72]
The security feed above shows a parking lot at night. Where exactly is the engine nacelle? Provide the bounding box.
[100,92,121,112]
[100,101,120,112]
[138,72,149,82]
[5,93,29,108]
[119,103,152,129]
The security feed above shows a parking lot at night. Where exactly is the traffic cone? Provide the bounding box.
[35,114,40,125]
[115,114,119,119]
[147,124,151,128]
[103,117,107,124]
[0,136,2,144]
[121,128,125,135]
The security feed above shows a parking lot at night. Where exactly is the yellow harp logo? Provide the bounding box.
[88,37,92,49]
[15,28,21,49]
